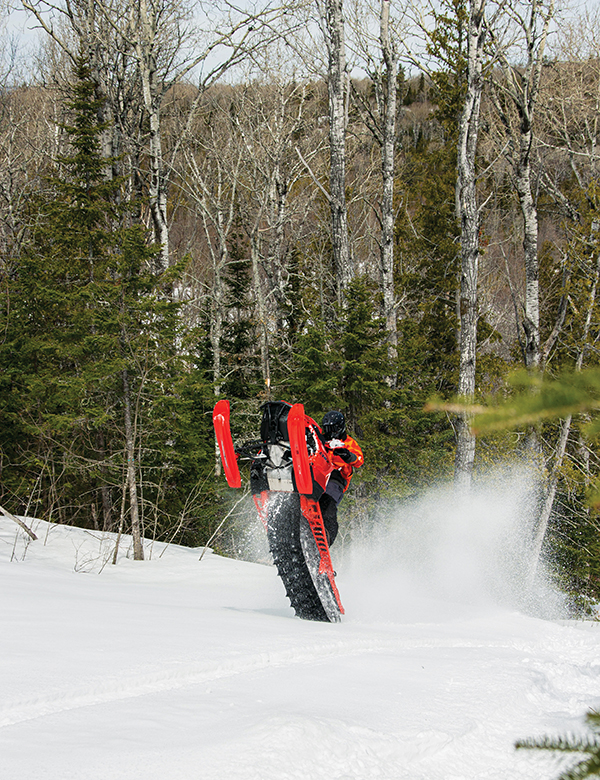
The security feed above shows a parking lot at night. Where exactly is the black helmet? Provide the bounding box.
[321,410,346,440]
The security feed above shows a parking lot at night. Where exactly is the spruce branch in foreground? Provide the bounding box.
[426,368,600,434]
[516,711,600,780]
[425,367,600,506]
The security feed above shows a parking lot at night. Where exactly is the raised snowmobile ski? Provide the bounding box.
[213,400,344,623]
[213,400,241,488]
[287,403,312,494]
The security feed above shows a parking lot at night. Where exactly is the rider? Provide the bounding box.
[319,410,364,546]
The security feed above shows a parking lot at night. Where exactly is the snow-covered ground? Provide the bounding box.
[2,478,600,780]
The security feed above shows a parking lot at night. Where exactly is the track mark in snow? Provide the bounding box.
[2,630,597,729]
[0,636,549,726]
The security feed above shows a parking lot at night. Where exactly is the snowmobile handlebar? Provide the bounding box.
[234,440,266,460]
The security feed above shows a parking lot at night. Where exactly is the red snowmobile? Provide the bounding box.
[213,399,344,623]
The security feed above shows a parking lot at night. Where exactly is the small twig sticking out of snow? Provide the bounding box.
[112,478,128,565]
[199,489,250,561]
[0,504,38,541]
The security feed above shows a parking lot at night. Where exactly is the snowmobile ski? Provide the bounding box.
[287,403,312,494]
[212,399,241,488]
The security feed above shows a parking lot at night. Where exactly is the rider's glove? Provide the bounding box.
[333,447,355,464]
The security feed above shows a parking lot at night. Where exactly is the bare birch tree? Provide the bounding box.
[22,0,282,271]
[316,0,353,299]
[347,0,401,368]
[453,0,488,490]
[179,94,244,396]
[231,73,324,395]
[379,0,398,363]
[489,0,555,371]
[520,9,600,583]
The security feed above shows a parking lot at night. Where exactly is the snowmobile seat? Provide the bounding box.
[260,401,292,444]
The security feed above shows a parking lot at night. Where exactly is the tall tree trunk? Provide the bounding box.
[517,1,554,370]
[101,483,113,532]
[517,127,540,370]
[491,0,555,475]
[135,0,169,272]
[518,124,543,459]
[380,0,398,369]
[491,1,554,372]
[210,245,225,397]
[208,234,226,478]
[528,221,600,584]
[268,160,289,323]
[122,367,144,560]
[454,0,487,491]
[318,0,352,299]
[97,431,113,531]
[251,233,271,396]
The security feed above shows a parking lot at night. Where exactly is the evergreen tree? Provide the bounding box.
[283,314,340,417]
[426,0,468,140]
[392,127,460,487]
[517,710,600,779]
[0,56,215,548]
[336,277,391,436]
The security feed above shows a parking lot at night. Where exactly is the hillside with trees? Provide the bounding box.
[1,0,600,609]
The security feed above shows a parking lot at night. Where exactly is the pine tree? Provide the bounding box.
[220,221,261,402]
[392,127,460,487]
[0,55,215,550]
[283,315,340,418]
[517,710,600,779]
[336,277,391,436]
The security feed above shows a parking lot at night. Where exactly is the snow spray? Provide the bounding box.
[339,467,567,623]
[230,493,272,564]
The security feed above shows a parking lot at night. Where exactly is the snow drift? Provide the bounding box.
[1,475,599,780]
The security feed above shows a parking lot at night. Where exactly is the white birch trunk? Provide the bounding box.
[251,233,272,395]
[209,245,225,398]
[517,128,540,369]
[454,0,487,491]
[318,0,352,298]
[380,0,398,365]
[135,0,169,272]
[122,368,144,561]
[494,1,554,369]
[269,161,289,318]
[209,251,224,477]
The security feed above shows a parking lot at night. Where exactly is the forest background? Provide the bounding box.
[1,0,599,611]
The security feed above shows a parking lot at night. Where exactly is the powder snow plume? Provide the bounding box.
[339,467,567,623]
